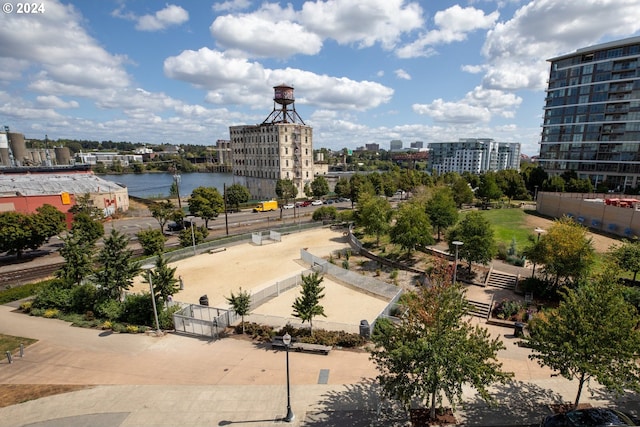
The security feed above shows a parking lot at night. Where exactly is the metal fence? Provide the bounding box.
[173,303,236,339]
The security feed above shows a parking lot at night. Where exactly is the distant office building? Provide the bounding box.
[410,141,424,149]
[365,143,379,151]
[539,36,640,191]
[229,84,315,200]
[427,138,521,174]
[390,140,403,151]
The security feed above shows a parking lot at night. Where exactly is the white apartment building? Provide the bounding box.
[428,138,521,175]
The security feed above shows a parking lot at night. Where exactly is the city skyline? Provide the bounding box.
[1,0,639,156]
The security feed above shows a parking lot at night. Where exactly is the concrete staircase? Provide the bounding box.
[486,270,518,290]
[467,300,492,319]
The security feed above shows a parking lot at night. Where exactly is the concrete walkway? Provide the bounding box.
[1,229,640,426]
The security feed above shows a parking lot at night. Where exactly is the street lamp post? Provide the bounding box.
[532,228,545,278]
[452,241,463,284]
[142,263,162,336]
[186,215,196,255]
[282,332,294,422]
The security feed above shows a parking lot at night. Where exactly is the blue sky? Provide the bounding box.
[1,0,639,156]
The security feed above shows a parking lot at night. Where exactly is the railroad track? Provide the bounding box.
[0,248,146,290]
[0,262,64,289]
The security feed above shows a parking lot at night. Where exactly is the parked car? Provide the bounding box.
[166,220,193,232]
[540,408,636,427]
[283,203,295,209]
[295,200,311,207]
[311,200,323,206]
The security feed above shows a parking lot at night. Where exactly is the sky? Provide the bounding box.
[1,1,640,156]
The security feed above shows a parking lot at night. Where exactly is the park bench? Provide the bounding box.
[271,336,332,355]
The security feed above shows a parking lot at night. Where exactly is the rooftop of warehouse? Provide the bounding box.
[0,172,125,196]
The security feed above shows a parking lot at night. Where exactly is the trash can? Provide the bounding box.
[199,295,209,306]
[359,320,370,338]
[514,322,525,338]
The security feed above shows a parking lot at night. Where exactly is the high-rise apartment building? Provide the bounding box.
[389,140,403,151]
[427,138,520,175]
[229,84,314,200]
[539,36,640,191]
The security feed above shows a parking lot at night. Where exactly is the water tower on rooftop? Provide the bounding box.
[262,84,305,125]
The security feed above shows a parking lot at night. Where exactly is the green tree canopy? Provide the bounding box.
[226,287,252,334]
[144,255,179,307]
[608,239,640,282]
[370,259,512,420]
[292,271,326,335]
[451,177,474,208]
[0,211,49,259]
[447,211,497,271]
[527,216,595,290]
[526,268,640,408]
[425,186,458,241]
[71,212,105,244]
[188,186,224,228]
[94,229,140,301]
[275,178,298,203]
[55,233,96,286]
[150,200,177,233]
[310,176,330,199]
[333,177,351,200]
[136,228,167,256]
[475,172,502,208]
[390,201,434,254]
[496,169,529,202]
[357,193,392,245]
[225,183,250,212]
[34,204,67,239]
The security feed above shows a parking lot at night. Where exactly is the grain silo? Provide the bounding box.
[0,133,9,166]
[8,132,27,166]
[54,146,71,165]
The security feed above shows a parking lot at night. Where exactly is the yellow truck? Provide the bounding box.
[253,200,278,212]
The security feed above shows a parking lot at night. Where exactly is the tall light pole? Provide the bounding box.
[142,263,162,336]
[452,241,463,284]
[282,332,294,422]
[532,227,545,278]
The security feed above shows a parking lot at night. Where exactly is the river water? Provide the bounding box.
[100,172,244,199]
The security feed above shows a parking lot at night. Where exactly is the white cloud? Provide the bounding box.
[481,0,640,91]
[396,5,499,58]
[36,95,79,109]
[136,4,189,31]
[394,69,411,80]
[164,48,394,111]
[210,12,323,58]
[0,1,130,91]
[212,0,252,12]
[413,99,491,124]
[299,0,424,50]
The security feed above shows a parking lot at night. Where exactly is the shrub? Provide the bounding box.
[111,323,127,333]
[0,281,48,304]
[126,325,139,334]
[32,280,73,311]
[70,284,98,313]
[43,308,59,318]
[19,301,32,313]
[95,299,123,321]
[158,305,182,330]
[121,294,153,326]
[102,320,113,330]
[342,259,349,270]
[492,299,525,320]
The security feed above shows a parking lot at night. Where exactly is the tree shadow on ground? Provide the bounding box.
[461,380,564,426]
[302,378,407,426]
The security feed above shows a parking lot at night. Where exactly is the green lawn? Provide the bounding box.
[462,208,534,252]
[0,334,37,355]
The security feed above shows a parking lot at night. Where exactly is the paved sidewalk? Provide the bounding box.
[1,228,639,426]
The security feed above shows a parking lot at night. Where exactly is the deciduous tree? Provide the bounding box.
[136,228,167,256]
[275,178,298,203]
[425,186,458,241]
[94,229,140,301]
[371,259,512,420]
[608,239,640,282]
[526,268,640,409]
[226,287,252,334]
[150,200,176,233]
[390,202,434,255]
[357,193,392,245]
[447,211,497,271]
[292,271,326,335]
[188,186,224,228]
[225,183,250,212]
[310,176,329,199]
[144,255,179,307]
